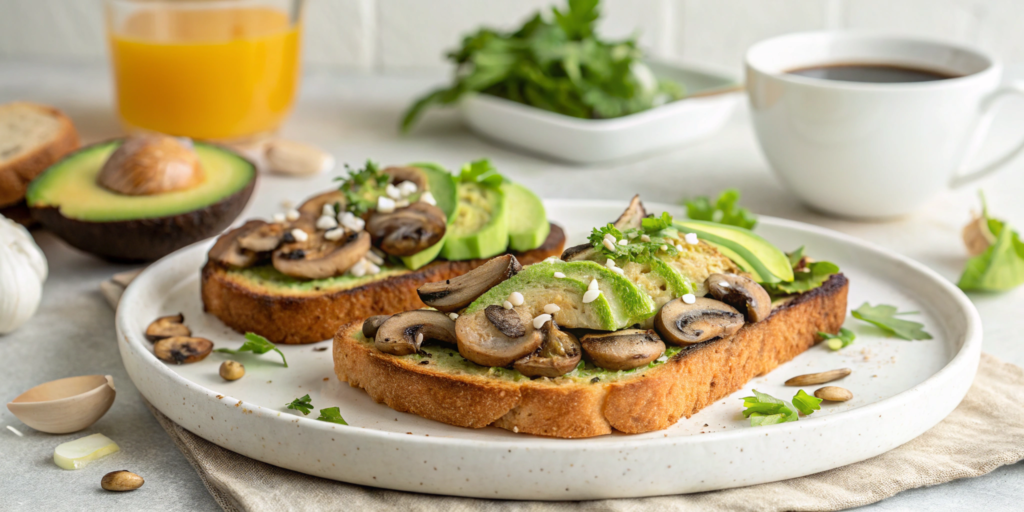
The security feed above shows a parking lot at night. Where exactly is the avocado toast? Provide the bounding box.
[202,160,564,344]
[333,197,849,438]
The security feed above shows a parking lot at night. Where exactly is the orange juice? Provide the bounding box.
[109,6,301,141]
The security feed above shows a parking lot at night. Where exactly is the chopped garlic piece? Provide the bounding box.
[610,267,624,275]
[53,433,120,470]
[685,232,699,245]
[588,279,599,292]
[324,228,345,241]
[448,312,459,321]
[508,291,524,306]
[605,259,616,268]
[365,262,381,275]
[377,197,396,213]
[349,259,367,277]
[582,289,602,304]
[365,250,384,265]
[395,199,410,209]
[602,239,616,251]
[322,204,336,217]
[532,314,552,329]
[640,234,651,243]
[676,244,684,252]
[272,213,286,224]
[291,229,309,242]
[339,211,365,232]
[285,209,300,221]
[502,301,514,310]
[419,191,436,206]
[682,293,696,304]
[415,332,424,344]
[385,183,401,199]
[553,272,566,279]
[718,281,730,288]
[660,245,668,251]
[543,303,560,314]
[618,238,628,246]
[316,215,339,230]
[398,180,418,196]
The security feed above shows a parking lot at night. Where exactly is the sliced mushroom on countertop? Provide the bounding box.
[705,273,772,323]
[485,305,526,338]
[362,315,391,338]
[153,336,214,364]
[145,313,190,342]
[580,329,665,371]
[208,220,269,268]
[374,310,456,356]
[513,320,582,378]
[366,202,447,256]
[654,297,744,345]
[237,221,288,252]
[417,254,522,312]
[272,227,371,280]
[561,195,647,261]
[298,190,347,218]
[382,166,428,191]
[455,308,543,368]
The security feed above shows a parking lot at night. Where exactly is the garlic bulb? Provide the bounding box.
[0,214,47,334]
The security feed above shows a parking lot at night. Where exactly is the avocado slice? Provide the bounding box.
[440,182,509,260]
[675,220,794,284]
[553,260,657,327]
[620,257,692,312]
[502,182,550,252]
[399,162,458,270]
[26,139,255,261]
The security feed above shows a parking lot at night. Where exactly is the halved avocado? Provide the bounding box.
[440,181,509,261]
[26,139,256,261]
[675,220,793,284]
[400,162,458,270]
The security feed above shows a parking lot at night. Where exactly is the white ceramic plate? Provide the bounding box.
[117,200,981,500]
[460,62,741,164]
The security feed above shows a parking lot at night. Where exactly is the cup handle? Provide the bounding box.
[951,81,1024,188]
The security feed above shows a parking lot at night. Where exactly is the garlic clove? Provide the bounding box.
[0,214,46,334]
[53,433,120,470]
[265,139,335,176]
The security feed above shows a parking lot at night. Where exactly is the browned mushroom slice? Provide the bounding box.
[513,320,582,378]
[145,313,190,342]
[382,166,428,191]
[580,329,665,371]
[272,227,371,280]
[374,310,456,356]
[362,315,391,338]
[485,305,526,338]
[705,273,772,323]
[237,221,288,252]
[560,243,593,262]
[455,308,543,367]
[613,194,647,230]
[208,220,267,268]
[417,254,522,312]
[365,202,447,256]
[654,297,744,345]
[298,190,347,217]
[153,336,213,364]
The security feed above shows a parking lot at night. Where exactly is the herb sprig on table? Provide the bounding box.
[851,303,932,341]
[400,0,684,131]
[958,191,1024,292]
[741,389,823,427]
[215,332,288,367]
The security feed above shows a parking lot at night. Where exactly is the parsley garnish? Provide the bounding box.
[286,394,313,415]
[819,328,856,351]
[458,159,505,187]
[335,160,390,216]
[214,332,288,367]
[958,191,1024,292]
[740,390,798,426]
[683,189,757,229]
[587,212,681,263]
[792,390,823,416]
[400,0,684,131]
[316,407,348,425]
[851,303,932,340]
[762,246,839,298]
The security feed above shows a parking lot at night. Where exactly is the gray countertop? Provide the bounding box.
[1,60,1022,511]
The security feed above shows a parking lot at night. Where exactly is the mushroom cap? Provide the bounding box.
[654,297,744,345]
[237,221,288,252]
[374,310,456,356]
[272,225,371,280]
[514,321,582,378]
[97,135,204,196]
[366,202,447,256]
[455,307,543,367]
[417,254,522,312]
[362,315,391,339]
[613,194,647,230]
[208,220,268,268]
[485,305,526,338]
[145,313,190,342]
[153,336,214,364]
[705,273,772,323]
[298,190,346,217]
[580,329,665,371]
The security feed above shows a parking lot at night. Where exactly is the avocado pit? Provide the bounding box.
[97,135,205,196]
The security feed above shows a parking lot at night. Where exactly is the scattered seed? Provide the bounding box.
[785,368,852,386]
[324,228,345,241]
[420,191,436,206]
[553,272,566,279]
[502,301,514,310]
[640,235,651,242]
[543,303,560,314]
[814,386,853,402]
[508,291,525,307]
[272,212,286,224]
[588,279,599,291]
[415,332,424,345]
[290,228,309,242]
[617,239,628,246]
[101,470,144,492]
[602,239,616,251]
[448,312,459,321]
[682,293,696,304]
[582,289,602,304]
[316,215,339,230]
[532,314,552,329]
[219,360,245,381]
[285,209,300,221]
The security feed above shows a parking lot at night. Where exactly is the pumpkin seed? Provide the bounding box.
[785,368,851,386]
[814,386,853,402]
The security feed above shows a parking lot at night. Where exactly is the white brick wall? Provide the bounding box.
[1,0,1022,73]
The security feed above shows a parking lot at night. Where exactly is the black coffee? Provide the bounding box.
[787,64,957,83]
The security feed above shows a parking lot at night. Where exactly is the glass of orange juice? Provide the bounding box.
[106,0,304,143]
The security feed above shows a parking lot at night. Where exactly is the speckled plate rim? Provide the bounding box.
[116,200,982,500]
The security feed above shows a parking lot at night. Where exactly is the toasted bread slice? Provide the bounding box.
[333,274,848,438]
[0,102,79,207]
[202,224,565,344]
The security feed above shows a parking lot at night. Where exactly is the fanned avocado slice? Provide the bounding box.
[675,220,793,284]
[441,182,509,260]
[502,182,550,251]
[551,260,657,327]
[400,162,458,270]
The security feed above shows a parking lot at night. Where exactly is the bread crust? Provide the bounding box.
[333,274,849,438]
[202,224,566,344]
[0,103,79,207]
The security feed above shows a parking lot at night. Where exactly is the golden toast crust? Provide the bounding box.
[0,103,79,207]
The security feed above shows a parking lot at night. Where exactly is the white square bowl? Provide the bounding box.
[458,61,741,164]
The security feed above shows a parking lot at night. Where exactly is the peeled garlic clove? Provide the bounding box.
[53,433,120,470]
[265,139,335,176]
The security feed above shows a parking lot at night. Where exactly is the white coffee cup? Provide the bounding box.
[746,32,1024,219]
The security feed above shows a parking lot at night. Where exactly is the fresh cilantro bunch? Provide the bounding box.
[761,246,839,298]
[683,189,757,229]
[215,332,288,367]
[336,160,390,216]
[958,192,1024,292]
[852,303,932,340]
[741,389,822,427]
[400,0,684,131]
[819,328,856,351]
[458,159,506,187]
[588,212,681,262]
[286,394,314,415]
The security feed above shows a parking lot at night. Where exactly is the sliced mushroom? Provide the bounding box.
[382,166,428,191]
[560,243,593,262]
[374,310,456,356]
[97,135,204,196]
[272,227,371,280]
[705,273,772,323]
[514,320,582,378]
[145,313,190,342]
[362,315,390,338]
[485,305,526,338]
[208,220,268,268]
[417,254,522,312]
[298,190,346,217]
[613,194,647,230]
[366,202,447,256]
[455,308,543,367]
[580,329,665,371]
[153,336,213,364]
[237,222,288,252]
[654,297,744,345]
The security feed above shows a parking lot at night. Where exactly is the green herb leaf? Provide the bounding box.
[851,303,932,340]
[316,407,348,425]
[741,389,799,426]
[335,160,390,216]
[458,159,505,187]
[286,394,313,415]
[214,332,288,367]
[819,327,856,351]
[587,212,682,263]
[683,189,757,230]
[792,390,823,416]
[762,260,839,297]
[957,192,1024,292]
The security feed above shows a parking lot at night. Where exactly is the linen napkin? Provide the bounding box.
[144,353,1024,512]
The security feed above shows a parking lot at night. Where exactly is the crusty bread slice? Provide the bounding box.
[0,102,79,207]
[202,224,565,344]
[333,274,848,438]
